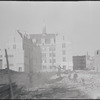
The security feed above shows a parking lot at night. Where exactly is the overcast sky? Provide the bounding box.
[0,1,100,62]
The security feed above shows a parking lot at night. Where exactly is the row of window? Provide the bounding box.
[42,59,56,63]
[33,38,56,44]
[49,53,56,57]
[42,50,66,58]
[42,53,56,58]
[42,47,56,51]
[42,57,66,63]
[0,54,14,58]
[33,39,66,48]
[42,65,66,69]
[42,65,56,69]
[42,44,66,51]
[62,43,66,48]
[4,64,14,67]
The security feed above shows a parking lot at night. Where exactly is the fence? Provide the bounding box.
[0,82,22,99]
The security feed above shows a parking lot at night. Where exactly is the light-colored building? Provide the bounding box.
[86,52,94,70]
[30,26,70,72]
[0,35,42,73]
[0,42,24,72]
[0,26,70,72]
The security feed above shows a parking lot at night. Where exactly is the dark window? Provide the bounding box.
[49,47,51,51]
[8,55,14,57]
[49,47,53,51]
[10,64,14,66]
[53,53,56,57]
[13,44,16,49]
[0,55,2,58]
[97,50,99,55]
[50,59,56,63]
[54,38,56,43]
[43,65,46,69]
[49,46,55,51]
[52,47,55,51]
[50,59,52,63]
[62,50,66,55]
[49,53,56,57]
[45,59,46,63]
[62,43,66,48]
[45,39,50,44]
[49,53,51,57]
[53,59,56,63]
[63,57,66,62]
[50,66,53,69]
[63,36,65,40]
[42,53,46,58]
[63,65,66,70]
[19,67,22,72]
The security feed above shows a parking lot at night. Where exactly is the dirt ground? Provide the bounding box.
[0,69,57,89]
[1,69,100,99]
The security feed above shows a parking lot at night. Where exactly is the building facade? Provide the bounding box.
[0,27,69,72]
[0,42,24,72]
[30,27,69,72]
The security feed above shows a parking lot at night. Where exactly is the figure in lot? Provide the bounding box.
[81,78,85,85]
[73,72,78,82]
[68,73,71,80]
[57,65,62,77]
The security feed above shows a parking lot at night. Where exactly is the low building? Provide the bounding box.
[94,50,100,72]
[73,56,86,70]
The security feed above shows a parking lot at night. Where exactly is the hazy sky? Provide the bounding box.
[0,1,100,62]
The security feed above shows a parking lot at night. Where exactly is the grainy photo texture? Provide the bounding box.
[0,1,100,99]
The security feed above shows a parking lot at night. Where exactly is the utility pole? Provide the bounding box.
[5,49,14,99]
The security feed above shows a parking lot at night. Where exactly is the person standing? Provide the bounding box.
[73,72,78,82]
[57,65,61,77]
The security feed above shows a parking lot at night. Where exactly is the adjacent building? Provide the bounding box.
[0,42,24,72]
[94,50,100,72]
[73,55,86,70]
[73,53,95,71]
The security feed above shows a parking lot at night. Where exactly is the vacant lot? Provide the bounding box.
[0,69,56,89]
